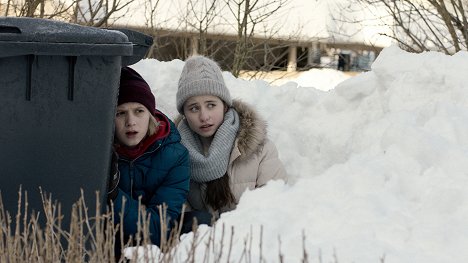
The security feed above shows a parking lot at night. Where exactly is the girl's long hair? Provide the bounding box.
[205,173,235,210]
[199,101,234,210]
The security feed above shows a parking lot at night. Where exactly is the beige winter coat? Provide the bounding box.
[176,99,288,216]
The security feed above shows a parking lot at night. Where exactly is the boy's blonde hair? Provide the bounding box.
[147,115,160,136]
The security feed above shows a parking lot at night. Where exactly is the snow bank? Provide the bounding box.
[130,46,468,262]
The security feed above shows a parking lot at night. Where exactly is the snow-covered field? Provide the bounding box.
[129,45,468,263]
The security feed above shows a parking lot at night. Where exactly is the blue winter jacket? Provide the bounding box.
[112,113,190,246]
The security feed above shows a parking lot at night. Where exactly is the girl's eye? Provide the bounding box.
[207,103,216,109]
[189,106,199,112]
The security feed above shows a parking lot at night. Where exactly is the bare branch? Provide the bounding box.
[337,0,467,53]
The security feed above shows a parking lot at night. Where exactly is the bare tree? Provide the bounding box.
[1,0,134,27]
[175,0,235,60]
[239,20,305,80]
[140,0,299,76]
[144,0,161,30]
[74,0,135,27]
[337,0,468,54]
[224,0,291,77]
[1,0,75,19]
[142,0,164,58]
[182,0,224,56]
[145,0,230,61]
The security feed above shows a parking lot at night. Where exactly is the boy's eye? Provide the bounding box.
[116,111,125,117]
[131,108,147,115]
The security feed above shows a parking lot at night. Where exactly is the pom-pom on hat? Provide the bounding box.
[176,56,232,113]
[118,67,156,115]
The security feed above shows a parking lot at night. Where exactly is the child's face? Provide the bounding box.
[183,95,226,139]
[115,102,151,148]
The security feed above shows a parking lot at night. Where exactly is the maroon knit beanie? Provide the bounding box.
[118,67,156,115]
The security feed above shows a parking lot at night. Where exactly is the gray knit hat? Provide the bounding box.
[176,56,232,113]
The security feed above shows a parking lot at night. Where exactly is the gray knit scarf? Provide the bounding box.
[178,108,240,183]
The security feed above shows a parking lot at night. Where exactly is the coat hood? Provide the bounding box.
[232,100,267,159]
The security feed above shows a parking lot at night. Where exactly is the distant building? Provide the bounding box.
[111,25,383,73]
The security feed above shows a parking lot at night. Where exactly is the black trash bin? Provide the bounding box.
[0,17,152,229]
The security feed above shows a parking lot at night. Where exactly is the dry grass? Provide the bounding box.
[0,188,120,262]
[0,189,385,263]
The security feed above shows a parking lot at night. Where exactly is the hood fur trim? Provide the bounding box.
[232,99,267,159]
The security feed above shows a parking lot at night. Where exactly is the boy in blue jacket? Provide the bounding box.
[108,67,190,251]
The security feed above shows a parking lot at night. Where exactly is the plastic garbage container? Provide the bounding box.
[0,17,152,228]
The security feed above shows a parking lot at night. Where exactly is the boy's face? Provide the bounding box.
[115,102,150,148]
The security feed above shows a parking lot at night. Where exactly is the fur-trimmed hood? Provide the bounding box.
[174,99,267,159]
[231,100,267,159]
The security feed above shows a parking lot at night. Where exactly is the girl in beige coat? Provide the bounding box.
[176,56,288,231]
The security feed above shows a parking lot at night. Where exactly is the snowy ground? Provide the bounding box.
[129,46,468,263]
[239,68,352,92]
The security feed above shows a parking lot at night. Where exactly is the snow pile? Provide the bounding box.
[130,46,468,262]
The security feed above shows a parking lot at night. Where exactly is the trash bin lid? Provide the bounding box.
[0,17,133,57]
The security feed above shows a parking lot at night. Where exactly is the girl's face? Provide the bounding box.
[183,95,226,139]
[115,102,151,148]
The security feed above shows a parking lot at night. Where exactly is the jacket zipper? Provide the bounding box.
[122,140,164,198]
